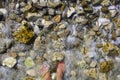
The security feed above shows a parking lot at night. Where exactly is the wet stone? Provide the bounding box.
[24,57,35,68]
[2,57,17,68]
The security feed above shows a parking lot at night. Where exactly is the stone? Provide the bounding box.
[24,77,35,80]
[109,9,117,17]
[2,57,17,68]
[89,30,96,36]
[26,12,42,20]
[18,52,26,57]
[48,8,55,15]
[51,73,56,80]
[70,70,77,77]
[93,0,102,6]
[21,2,32,12]
[84,6,93,13]
[24,57,35,68]
[100,60,114,73]
[99,73,107,80]
[13,25,34,44]
[26,69,36,76]
[96,43,103,48]
[101,0,110,6]
[101,6,109,13]
[32,0,38,3]
[57,29,70,38]
[49,33,58,40]
[33,36,41,50]
[53,15,61,23]
[67,7,75,17]
[84,68,98,79]
[48,0,61,8]
[76,60,88,69]
[52,52,64,61]
[0,40,6,53]
[90,61,97,67]
[9,52,17,58]
[42,20,53,28]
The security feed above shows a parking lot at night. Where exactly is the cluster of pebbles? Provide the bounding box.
[0,0,120,80]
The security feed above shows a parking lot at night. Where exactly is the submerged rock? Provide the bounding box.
[13,25,34,44]
[24,57,35,68]
[2,57,17,68]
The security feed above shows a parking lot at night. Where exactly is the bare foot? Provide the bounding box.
[56,62,65,80]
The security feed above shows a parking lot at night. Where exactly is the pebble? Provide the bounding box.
[52,52,64,61]
[90,61,97,67]
[84,68,98,79]
[76,60,88,69]
[24,57,35,68]
[67,7,75,17]
[2,57,17,68]
[26,69,36,77]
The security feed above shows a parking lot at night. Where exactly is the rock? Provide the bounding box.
[67,7,75,17]
[26,69,36,76]
[26,12,43,21]
[9,52,17,58]
[89,30,96,36]
[42,20,53,28]
[51,73,56,80]
[109,9,117,17]
[93,0,102,6]
[32,0,38,3]
[84,68,98,79]
[24,57,35,68]
[48,0,61,8]
[21,2,32,12]
[33,36,41,50]
[18,52,26,57]
[57,29,70,38]
[101,0,110,6]
[52,52,64,61]
[0,40,6,53]
[101,6,109,13]
[90,61,97,67]
[13,25,34,44]
[70,70,77,77]
[0,8,8,15]
[53,15,61,23]
[99,73,108,80]
[84,6,93,13]
[49,33,58,40]
[24,76,35,80]
[2,57,17,68]
[76,60,88,69]
[48,8,55,15]
[100,60,114,73]
[96,43,103,48]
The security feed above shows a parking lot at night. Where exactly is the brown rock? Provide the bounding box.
[53,15,61,23]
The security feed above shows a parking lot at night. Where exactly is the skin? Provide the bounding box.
[56,62,65,80]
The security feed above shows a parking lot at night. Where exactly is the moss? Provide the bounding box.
[13,25,34,44]
[100,61,114,73]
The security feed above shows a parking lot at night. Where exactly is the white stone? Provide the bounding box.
[67,7,75,17]
[26,69,36,76]
[0,8,8,15]
[2,57,17,68]
[32,0,38,3]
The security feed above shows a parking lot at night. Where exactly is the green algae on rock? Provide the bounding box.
[13,25,34,44]
[24,57,35,68]
[100,60,114,73]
